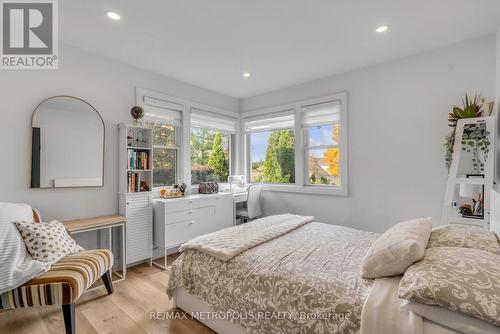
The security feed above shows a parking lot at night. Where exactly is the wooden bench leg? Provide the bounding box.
[101,270,114,295]
[62,303,75,334]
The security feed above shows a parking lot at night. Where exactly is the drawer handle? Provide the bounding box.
[189,201,193,204]
[188,221,194,225]
[188,211,193,214]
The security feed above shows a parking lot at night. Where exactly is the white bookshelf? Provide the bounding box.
[118,124,153,266]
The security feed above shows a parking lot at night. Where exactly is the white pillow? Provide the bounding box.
[361,217,432,278]
[403,300,500,334]
[0,202,50,294]
[15,220,84,263]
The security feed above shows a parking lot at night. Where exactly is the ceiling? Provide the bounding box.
[60,0,500,99]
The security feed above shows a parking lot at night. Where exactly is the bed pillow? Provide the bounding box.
[399,247,500,326]
[361,217,432,278]
[427,224,500,255]
[402,300,500,334]
[0,202,50,294]
[15,220,84,264]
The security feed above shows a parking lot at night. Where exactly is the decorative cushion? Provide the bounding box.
[361,217,432,278]
[0,249,114,309]
[399,247,500,326]
[15,220,84,264]
[428,224,500,255]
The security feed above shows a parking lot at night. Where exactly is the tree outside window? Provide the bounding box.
[251,129,295,183]
[191,128,230,184]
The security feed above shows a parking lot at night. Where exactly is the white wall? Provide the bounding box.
[241,35,496,232]
[0,44,238,221]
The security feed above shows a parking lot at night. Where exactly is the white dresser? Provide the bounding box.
[152,193,233,267]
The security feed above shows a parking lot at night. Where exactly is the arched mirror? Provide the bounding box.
[31,96,105,188]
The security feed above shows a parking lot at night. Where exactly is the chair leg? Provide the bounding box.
[62,303,75,334]
[101,270,114,295]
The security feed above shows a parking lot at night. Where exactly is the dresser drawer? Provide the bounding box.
[163,196,217,213]
[165,206,215,225]
[165,219,205,247]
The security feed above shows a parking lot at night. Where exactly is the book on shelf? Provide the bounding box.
[128,149,150,170]
[127,171,146,193]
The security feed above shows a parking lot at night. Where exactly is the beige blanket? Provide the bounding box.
[169,222,380,334]
[179,214,314,261]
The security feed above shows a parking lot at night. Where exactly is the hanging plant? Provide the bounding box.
[444,93,494,170]
[461,123,490,174]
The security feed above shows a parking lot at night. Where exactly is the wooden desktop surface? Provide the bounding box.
[63,214,126,233]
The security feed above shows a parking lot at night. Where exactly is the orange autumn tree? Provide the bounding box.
[323,124,340,185]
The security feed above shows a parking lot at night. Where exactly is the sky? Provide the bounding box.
[250,124,336,161]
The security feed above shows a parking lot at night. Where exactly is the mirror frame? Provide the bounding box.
[30,95,106,188]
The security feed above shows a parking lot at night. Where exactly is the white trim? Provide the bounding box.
[262,184,348,196]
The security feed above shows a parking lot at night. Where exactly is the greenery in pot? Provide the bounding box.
[444,93,494,170]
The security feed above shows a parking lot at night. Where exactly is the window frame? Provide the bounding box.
[147,120,180,189]
[243,92,348,196]
[189,126,233,185]
[247,127,296,185]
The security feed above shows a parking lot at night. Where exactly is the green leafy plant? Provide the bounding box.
[444,93,494,170]
[461,124,490,174]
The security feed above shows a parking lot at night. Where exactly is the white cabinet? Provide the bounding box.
[119,193,152,265]
[118,124,153,267]
[152,193,234,253]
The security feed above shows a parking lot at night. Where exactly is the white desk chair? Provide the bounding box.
[236,183,262,223]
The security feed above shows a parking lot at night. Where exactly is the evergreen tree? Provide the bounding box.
[208,132,229,181]
[261,130,295,183]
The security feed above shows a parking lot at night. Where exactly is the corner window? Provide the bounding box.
[246,111,295,184]
[190,109,237,184]
[190,128,231,184]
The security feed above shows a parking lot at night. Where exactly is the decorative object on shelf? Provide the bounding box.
[179,183,187,195]
[127,129,134,147]
[199,181,219,194]
[459,174,484,219]
[140,181,150,192]
[159,187,183,199]
[444,93,494,170]
[130,106,145,126]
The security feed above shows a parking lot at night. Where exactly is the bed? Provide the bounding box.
[167,198,500,334]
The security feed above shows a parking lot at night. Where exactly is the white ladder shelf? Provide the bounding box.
[441,116,495,228]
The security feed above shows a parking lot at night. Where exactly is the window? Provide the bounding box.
[190,109,237,184]
[243,93,347,195]
[145,120,178,188]
[140,93,182,188]
[191,128,230,184]
[246,111,295,184]
[303,101,342,187]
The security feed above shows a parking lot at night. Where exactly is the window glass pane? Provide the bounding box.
[307,148,340,186]
[191,128,230,184]
[152,148,176,187]
[145,120,176,147]
[308,123,339,146]
[251,130,295,184]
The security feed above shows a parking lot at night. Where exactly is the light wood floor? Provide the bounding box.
[0,258,216,334]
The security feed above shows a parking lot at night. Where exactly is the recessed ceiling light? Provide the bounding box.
[106,11,121,21]
[243,72,251,78]
[376,25,388,33]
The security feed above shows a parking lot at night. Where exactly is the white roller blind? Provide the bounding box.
[244,110,295,133]
[302,100,340,127]
[191,108,237,133]
[142,95,182,126]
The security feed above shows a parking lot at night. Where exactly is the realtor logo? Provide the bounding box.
[1,0,58,69]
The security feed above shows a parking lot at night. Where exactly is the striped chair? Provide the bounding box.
[0,210,114,334]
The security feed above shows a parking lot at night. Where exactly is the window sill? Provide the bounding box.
[261,184,348,196]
